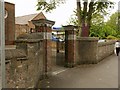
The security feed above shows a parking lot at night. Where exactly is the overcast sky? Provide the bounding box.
[4,0,120,27]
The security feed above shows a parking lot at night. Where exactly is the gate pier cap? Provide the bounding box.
[32,19,55,27]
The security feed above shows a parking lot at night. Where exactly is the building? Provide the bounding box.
[15,12,46,39]
[5,2,15,45]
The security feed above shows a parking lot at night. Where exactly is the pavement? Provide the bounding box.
[38,54,118,88]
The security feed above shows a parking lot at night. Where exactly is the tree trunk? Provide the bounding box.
[81,1,94,37]
[77,0,95,37]
[77,0,82,36]
[81,0,89,37]
[81,23,90,37]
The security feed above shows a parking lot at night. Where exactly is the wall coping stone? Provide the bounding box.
[32,19,55,27]
[77,37,99,41]
[15,39,43,43]
[17,33,43,39]
[98,40,115,47]
[63,25,78,31]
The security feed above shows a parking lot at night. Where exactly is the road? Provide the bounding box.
[38,54,118,88]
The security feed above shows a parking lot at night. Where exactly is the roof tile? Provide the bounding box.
[15,12,46,25]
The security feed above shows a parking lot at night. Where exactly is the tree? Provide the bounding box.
[68,11,105,37]
[107,12,120,38]
[37,0,114,37]
[106,12,118,29]
[37,0,65,12]
[89,12,119,39]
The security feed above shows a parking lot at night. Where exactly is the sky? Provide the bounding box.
[4,0,120,27]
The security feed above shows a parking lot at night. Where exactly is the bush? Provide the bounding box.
[117,35,120,39]
[106,35,117,40]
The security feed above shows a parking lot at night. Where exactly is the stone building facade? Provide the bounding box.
[15,12,46,39]
[5,2,15,45]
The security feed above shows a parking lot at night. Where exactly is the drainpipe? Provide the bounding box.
[0,0,6,89]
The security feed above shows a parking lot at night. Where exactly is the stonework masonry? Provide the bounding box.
[97,40,115,61]
[6,33,44,88]
[76,37,115,64]
[4,24,116,88]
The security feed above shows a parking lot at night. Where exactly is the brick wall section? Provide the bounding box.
[15,24,29,39]
[5,2,15,45]
[36,26,52,75]
[15,12,46,38]
[15,21,34,39]
[63,25,77,67]
[28,21,35,29]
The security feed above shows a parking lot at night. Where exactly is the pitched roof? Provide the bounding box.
[5,1,15,5]
[15,12,46,25]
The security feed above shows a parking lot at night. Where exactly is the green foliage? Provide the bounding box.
[103,25,117,36]
[68,11,119,39]
[93,1,114,15]
[116,35,120,39]
[106,35,117,40]
[37,0,65,12]
[106,12,118,31]
[105,12,119,39]
[89,23,105,39]
[37,0,115,37]
[91,13,104,25]
[90,23,118,39]
[67,14,78,25]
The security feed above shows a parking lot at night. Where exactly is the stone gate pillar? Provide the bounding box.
[63,25,78,67]
[32,19,55,76]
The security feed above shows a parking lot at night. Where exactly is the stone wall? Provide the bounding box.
[6,33,44,88]
[76,37,99,64]
[5,49,27,88]
[97,40,115,62]
[76,37,115,64]
[5,34,116,88]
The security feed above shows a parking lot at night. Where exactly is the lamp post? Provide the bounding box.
[0,0,6,89]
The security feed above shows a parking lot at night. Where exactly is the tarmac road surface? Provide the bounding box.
[38,54,118,88]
